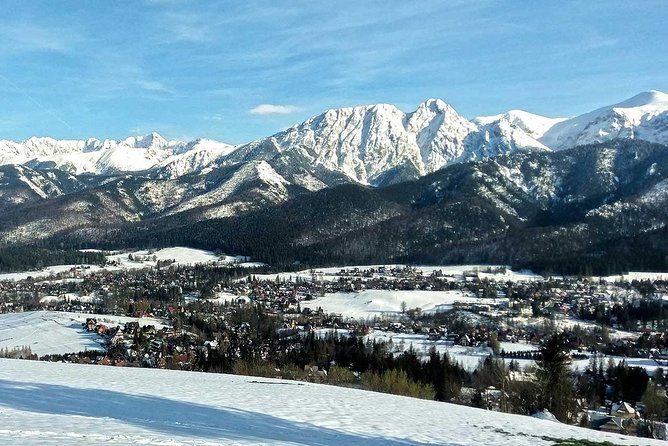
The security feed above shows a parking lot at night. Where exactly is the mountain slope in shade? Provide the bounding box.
[0,157,310,243]
[540,90,668,150]
[90,139,665,274]
[0,358,661,446]
[0,165,85,211]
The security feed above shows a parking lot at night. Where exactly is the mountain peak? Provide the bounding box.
[116,132,173,151]
[473,109,565,141]
[136,132,168,147]
[614,90,668,109]
[540,89,668,150]
[416,98,450,113]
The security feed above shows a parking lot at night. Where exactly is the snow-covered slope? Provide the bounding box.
[302,289,504,319]
[0,358,662,445]
[540,90,668,150]
[0,165,84,209]
[150,138,237,179]
[164,160,291,218]
[0,133,236,176]
[475,110,566,140]
[0,312,166,356]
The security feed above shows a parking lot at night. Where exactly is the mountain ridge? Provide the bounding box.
[15,139,662,275]
[1,91,666,189]
[0,91,666,270]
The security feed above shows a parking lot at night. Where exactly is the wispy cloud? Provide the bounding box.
[0,23,79,54]
[249,104,298,115]
[72,57,177,101]
[0,73,74,131]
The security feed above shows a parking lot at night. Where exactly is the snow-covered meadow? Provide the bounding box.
[251,264,543,284]
[302,289,505,319]
[0,358,663,446]
[0,247,263,282]
[0,311,166,356]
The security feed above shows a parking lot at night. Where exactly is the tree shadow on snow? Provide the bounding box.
[0,379,440,445]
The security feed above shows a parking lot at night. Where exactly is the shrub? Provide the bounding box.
[327,365,356,385]
[362,369,435,400]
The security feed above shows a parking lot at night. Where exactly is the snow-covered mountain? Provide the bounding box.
[539,90,668,150]
[0,90,666,233]
[220,99,547,187]
[208,90,668,189]
[0,133,234,176]
[2,90,666,187]
[149,138,237,179]
[474,110,566,140]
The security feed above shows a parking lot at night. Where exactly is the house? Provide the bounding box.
[428,328,442,341]
[589,402,639,435]
[611,401,637,418]
[84,318,97,331]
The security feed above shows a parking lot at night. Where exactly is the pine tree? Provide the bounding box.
[536,333,576,422]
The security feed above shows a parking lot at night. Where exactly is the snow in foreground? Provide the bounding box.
[0,359,662,445]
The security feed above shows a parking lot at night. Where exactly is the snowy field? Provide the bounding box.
[251,264,543,283]
[302,289,506,319]
[553,317,638,340]
[366,330,502,370]
[602,271,668,282]
[255,264,668,285]
[0,311,167,356]
[206,291,249,305]
[0,359,663,446]
[0,247,264,282]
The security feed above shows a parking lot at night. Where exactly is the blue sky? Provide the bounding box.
[0,0,667,144]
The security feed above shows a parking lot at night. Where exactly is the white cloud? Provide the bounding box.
[135,79,173,94]
[249,104,298,115]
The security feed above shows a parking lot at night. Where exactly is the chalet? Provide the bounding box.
[84,318,97,331]
[588,401,639,435]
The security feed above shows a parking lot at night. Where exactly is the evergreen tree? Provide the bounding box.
[536,333,576,422]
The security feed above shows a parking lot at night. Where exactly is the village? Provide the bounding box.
[1,258,668,438]
[1,263,667,364]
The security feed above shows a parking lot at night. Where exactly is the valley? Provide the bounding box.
[1,249,668,442]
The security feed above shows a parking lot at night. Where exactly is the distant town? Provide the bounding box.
[1,250,668,440]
